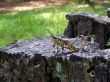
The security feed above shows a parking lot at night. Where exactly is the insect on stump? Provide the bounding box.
[46,29,79,54]
[51,35,79,54]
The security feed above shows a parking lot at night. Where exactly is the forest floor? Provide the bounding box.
[0,0,69,14]
[0,0,109,14]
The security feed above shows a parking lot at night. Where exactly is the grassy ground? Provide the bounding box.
[0,1,109,47]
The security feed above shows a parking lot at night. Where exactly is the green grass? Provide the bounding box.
[0,2,108,47]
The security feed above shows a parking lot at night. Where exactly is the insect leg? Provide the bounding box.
[56,44,60,54]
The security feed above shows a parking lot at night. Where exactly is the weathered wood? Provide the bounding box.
[0,37,109,82]
[64,13,110,49]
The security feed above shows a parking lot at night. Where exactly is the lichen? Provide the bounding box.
[55,62,62,79]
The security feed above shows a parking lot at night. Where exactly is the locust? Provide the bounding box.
[52,36,79,53]
[47,29,79,54]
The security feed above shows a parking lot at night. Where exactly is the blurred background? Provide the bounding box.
[0,0,110,47]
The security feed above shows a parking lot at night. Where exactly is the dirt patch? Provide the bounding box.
[0,0,69,14]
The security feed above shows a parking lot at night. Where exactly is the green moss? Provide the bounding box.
[55,62,62,78]
[107,38,110,46]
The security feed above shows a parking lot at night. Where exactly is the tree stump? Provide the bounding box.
[0,36,109,82]
[64,13,110,49]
